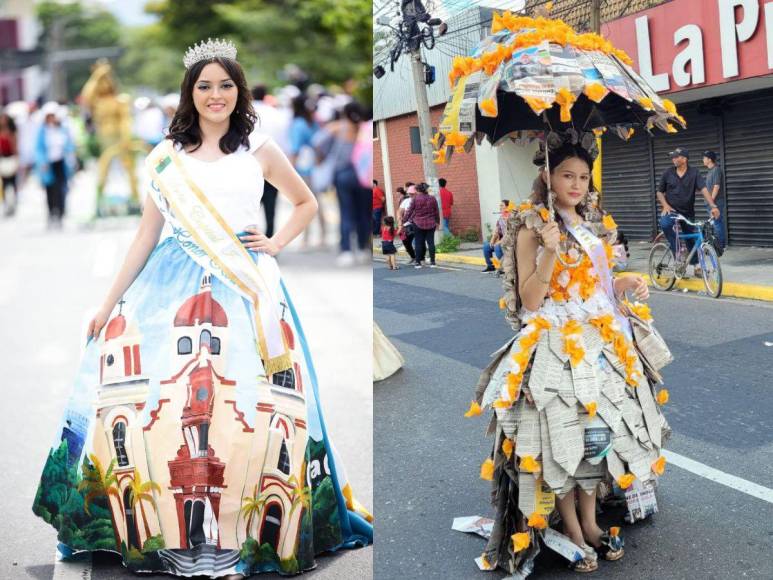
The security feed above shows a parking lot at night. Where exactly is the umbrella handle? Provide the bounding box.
[544,146,582,269]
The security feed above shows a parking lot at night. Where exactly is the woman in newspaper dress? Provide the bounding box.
[470,138,670,575]
[32,40,372,578]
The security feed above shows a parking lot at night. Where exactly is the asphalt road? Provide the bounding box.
[374,258,773,580]
[0,174,372,580]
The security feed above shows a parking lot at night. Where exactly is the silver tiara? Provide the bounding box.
[183,38,237,69]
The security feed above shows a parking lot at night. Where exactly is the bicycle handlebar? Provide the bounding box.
[668,212,714,228]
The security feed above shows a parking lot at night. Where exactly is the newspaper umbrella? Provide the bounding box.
[432,12,685,265]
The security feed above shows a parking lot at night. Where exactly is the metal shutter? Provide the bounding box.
[651,102,721,219]
[601,131,654,240]
[722,89,773,247]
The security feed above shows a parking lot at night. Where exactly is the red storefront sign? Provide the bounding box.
[602,0,773,93]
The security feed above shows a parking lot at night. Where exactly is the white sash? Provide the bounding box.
[557,209,632,339]
[145,140,292,375]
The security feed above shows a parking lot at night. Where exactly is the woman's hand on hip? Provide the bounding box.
[239,227,281,256]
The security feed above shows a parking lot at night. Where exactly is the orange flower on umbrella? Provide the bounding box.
[464,401,482,417]
[585,401,597,418]
[480,97,498,117]
[602,214,618,230]
[656,389,669,405]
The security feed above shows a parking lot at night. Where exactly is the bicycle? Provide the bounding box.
[648,212,723,298]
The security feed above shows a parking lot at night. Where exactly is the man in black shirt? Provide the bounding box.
[656,147,720,276]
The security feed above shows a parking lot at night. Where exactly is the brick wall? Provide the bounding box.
[373,105,482,240]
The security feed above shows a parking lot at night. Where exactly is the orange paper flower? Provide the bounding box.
[662,98,677,115]
[617,473,635,489]
[584,82,607,103]
[524,96,553,114]
[527,512,548,529]
[652,455,667,476]
[555,88,576,123]
[518,200,534,212]
[480,97,498,117]
[480,458,495,480]
[656,389,670,405]
[430,132,441,149]
[602,214,618,230]
[539,207,550,221]
[585,402,597,418]
[520,455,542,473]
[433,148,447,164]
[464,401,482,417]
[493,398,512,409]
[492,256,501,269]
[499,296,507,310]
[512,532,530,552]
[637,97,654,110]
[564,337,585,367]
[502,437,514,460]
[480,554,493,570]
[610,526,620,537]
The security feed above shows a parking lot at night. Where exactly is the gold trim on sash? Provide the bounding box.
[147,141,292,375]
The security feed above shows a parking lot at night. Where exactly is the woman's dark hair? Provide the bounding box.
[342,101,364,124]
[415,182,429,194]
[404,181,415,188]
[166,57,256,154]
[531,143,597,219]
[396,186,406,197]
[383,215,396,235]
[0,114,16,133]
[292,95,313,123]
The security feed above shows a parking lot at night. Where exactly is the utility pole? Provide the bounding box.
[408,49,440,214]
[403,0,442,240]
[590,0,602,34]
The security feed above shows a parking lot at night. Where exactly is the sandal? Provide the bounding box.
[570,544,598,573]
[595,528,625,561]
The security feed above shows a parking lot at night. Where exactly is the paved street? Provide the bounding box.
[374,259,773,580]
[0,174,372,579]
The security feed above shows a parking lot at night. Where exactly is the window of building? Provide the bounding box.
[373,121,379,140]
[210,337,221,355]
[409,126,437,154]
[112,421,129,467]
[277,439,291,474]
[200,329,211,350]
[177,336,192,355]
[106,354,114,366]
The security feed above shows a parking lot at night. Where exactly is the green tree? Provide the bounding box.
[78,454,121,550]
[36,1,123,100]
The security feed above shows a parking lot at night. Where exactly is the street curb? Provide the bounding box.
[384,246,773,303]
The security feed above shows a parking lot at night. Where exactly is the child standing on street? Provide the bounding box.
[382,215,399,270]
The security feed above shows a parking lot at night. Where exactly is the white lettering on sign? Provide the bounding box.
[719,0,759,78]
[673,24,705,86]
[635,15,670,91]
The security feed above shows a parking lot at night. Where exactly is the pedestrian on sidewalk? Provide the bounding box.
[482,199,509,273]
[403,181,439,268]
[31,41,372,578]
[702,150,726,249]
[397,183,417,264]
[373,179,385,237]
[656,147,720,277]
[439,177,454,236]
[0,112,19,216]
[381,215,399,270]
[34,103,75,229]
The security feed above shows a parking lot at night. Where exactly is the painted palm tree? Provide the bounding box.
[287,474,311,519]
[78,454,121,549]
[240,485,268,539]
[127,468,162,546]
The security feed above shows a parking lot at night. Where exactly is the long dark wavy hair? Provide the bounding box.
[531,142,599,224]
[166,56,257,154]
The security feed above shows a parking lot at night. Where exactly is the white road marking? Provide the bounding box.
[53,549,91,579]
[664,450,773,505]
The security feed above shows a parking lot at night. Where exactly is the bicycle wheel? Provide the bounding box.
[648,242,676,291]
[700,243,723,298]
